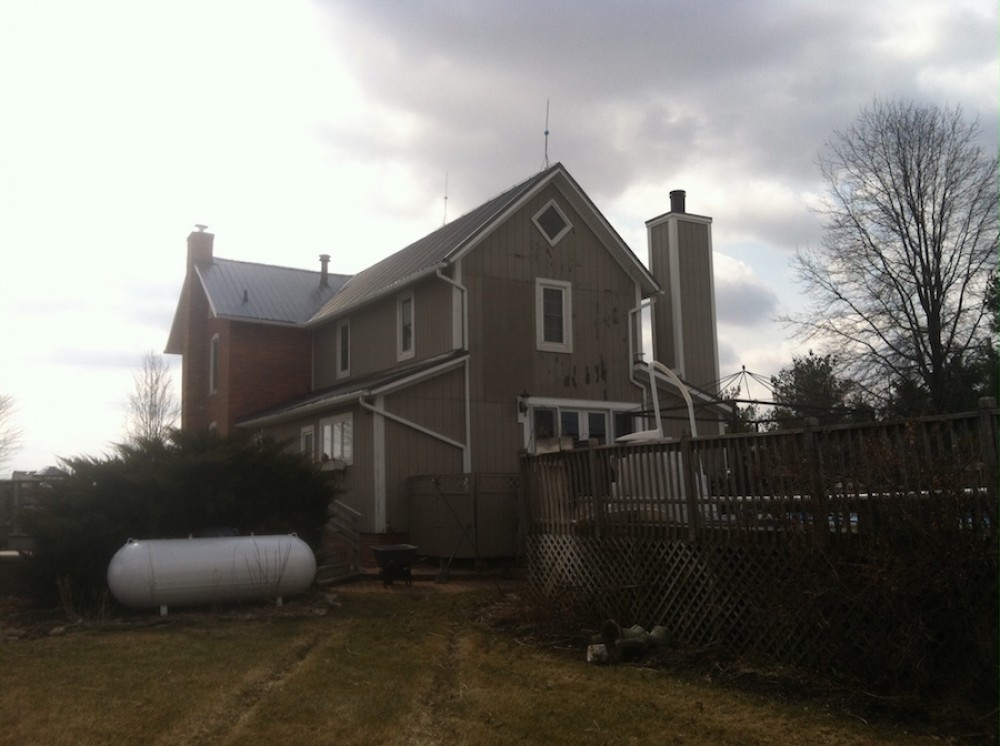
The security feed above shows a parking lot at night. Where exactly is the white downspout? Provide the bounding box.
[358,396,468,460]
[436,267,472,472]
[371,393,386,532]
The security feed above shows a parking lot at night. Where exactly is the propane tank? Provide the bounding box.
[107,534,316,614]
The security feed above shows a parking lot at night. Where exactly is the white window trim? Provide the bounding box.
[520,397,639,454]
[320,413,353,465]
[535,278,572,353]
[532,199,572,246]
[208,333,220,394]
[300,426,315,460]
[397,293,415,361]
[336,319,350,379]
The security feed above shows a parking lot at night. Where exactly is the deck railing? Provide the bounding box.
[523,401,997,543]
[520,400,998,695]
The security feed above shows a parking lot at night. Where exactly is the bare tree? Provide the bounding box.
[0,394,23,471]
[786,99,998,413]
[124,351,180,442]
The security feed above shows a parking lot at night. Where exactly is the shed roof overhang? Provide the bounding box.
[236,351,469,429]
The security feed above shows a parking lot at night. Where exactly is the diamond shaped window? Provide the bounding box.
[533,200,572,246]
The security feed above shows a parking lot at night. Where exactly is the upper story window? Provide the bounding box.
[536,278,572,353]
[209,333,220,394]
[532,200,572,246]
[398,294,414,360]
[336,319,350,378]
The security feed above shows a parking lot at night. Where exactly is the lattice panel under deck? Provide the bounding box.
[526,535,834,667]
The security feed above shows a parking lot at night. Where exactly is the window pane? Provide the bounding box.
[341,419,353,462]
[321,423,332,460]
[338,323,349,372]
[400,298,413,352]
[614,413,635,440]
[542,287,563,343]
[560,411,580,440]
[537,205,568,242]
[534,408,555,441]
[588,412,608,444]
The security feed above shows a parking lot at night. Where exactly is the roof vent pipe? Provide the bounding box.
[319,254,330,288]
[669,190,686,214]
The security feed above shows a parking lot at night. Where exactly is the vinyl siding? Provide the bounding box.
[647,222,677,370]
[380,367,467,532]
[463,181,643,473]
[313,276,455,389]
[676,220,717,391]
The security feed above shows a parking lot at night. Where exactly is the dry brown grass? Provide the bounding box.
[0,580,981,745]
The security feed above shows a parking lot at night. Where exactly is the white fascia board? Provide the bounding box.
[236,389,363,428]
[557,175,659,294]
[307,263,448,327]
[447,170,563,265]
[523,395,642,412]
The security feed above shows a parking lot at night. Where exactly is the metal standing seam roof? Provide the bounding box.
[308,163,566,324]
[196,259,350,325]
[188,162,657,333]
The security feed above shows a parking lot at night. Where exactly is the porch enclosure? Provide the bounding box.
[521,400,997,695]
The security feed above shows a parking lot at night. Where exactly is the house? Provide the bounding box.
[166,163,723,548]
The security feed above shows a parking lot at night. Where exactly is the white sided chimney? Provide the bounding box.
[646,192,719,393]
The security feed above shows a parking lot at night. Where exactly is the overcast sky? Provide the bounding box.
[0,0,996,475]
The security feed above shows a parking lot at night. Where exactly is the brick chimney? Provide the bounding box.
[187,224,214,269]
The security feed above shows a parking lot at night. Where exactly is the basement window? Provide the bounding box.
[532,200,572,245]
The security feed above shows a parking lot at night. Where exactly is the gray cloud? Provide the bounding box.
[318,0,997,217]
[715,277,779,328]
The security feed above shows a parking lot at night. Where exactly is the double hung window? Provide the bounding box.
[536,279,572,353]
[336,319,350,378]
[320,414,353,464]
[398,294,414,360]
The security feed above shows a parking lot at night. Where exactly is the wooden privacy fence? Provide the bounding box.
[521,400,998,676]
[407,473,521,560]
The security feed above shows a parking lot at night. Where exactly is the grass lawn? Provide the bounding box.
[0,581,979,745]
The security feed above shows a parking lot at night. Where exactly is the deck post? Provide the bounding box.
[803,417,828,545]
[978,397,998,501]
[681,435,699,542]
